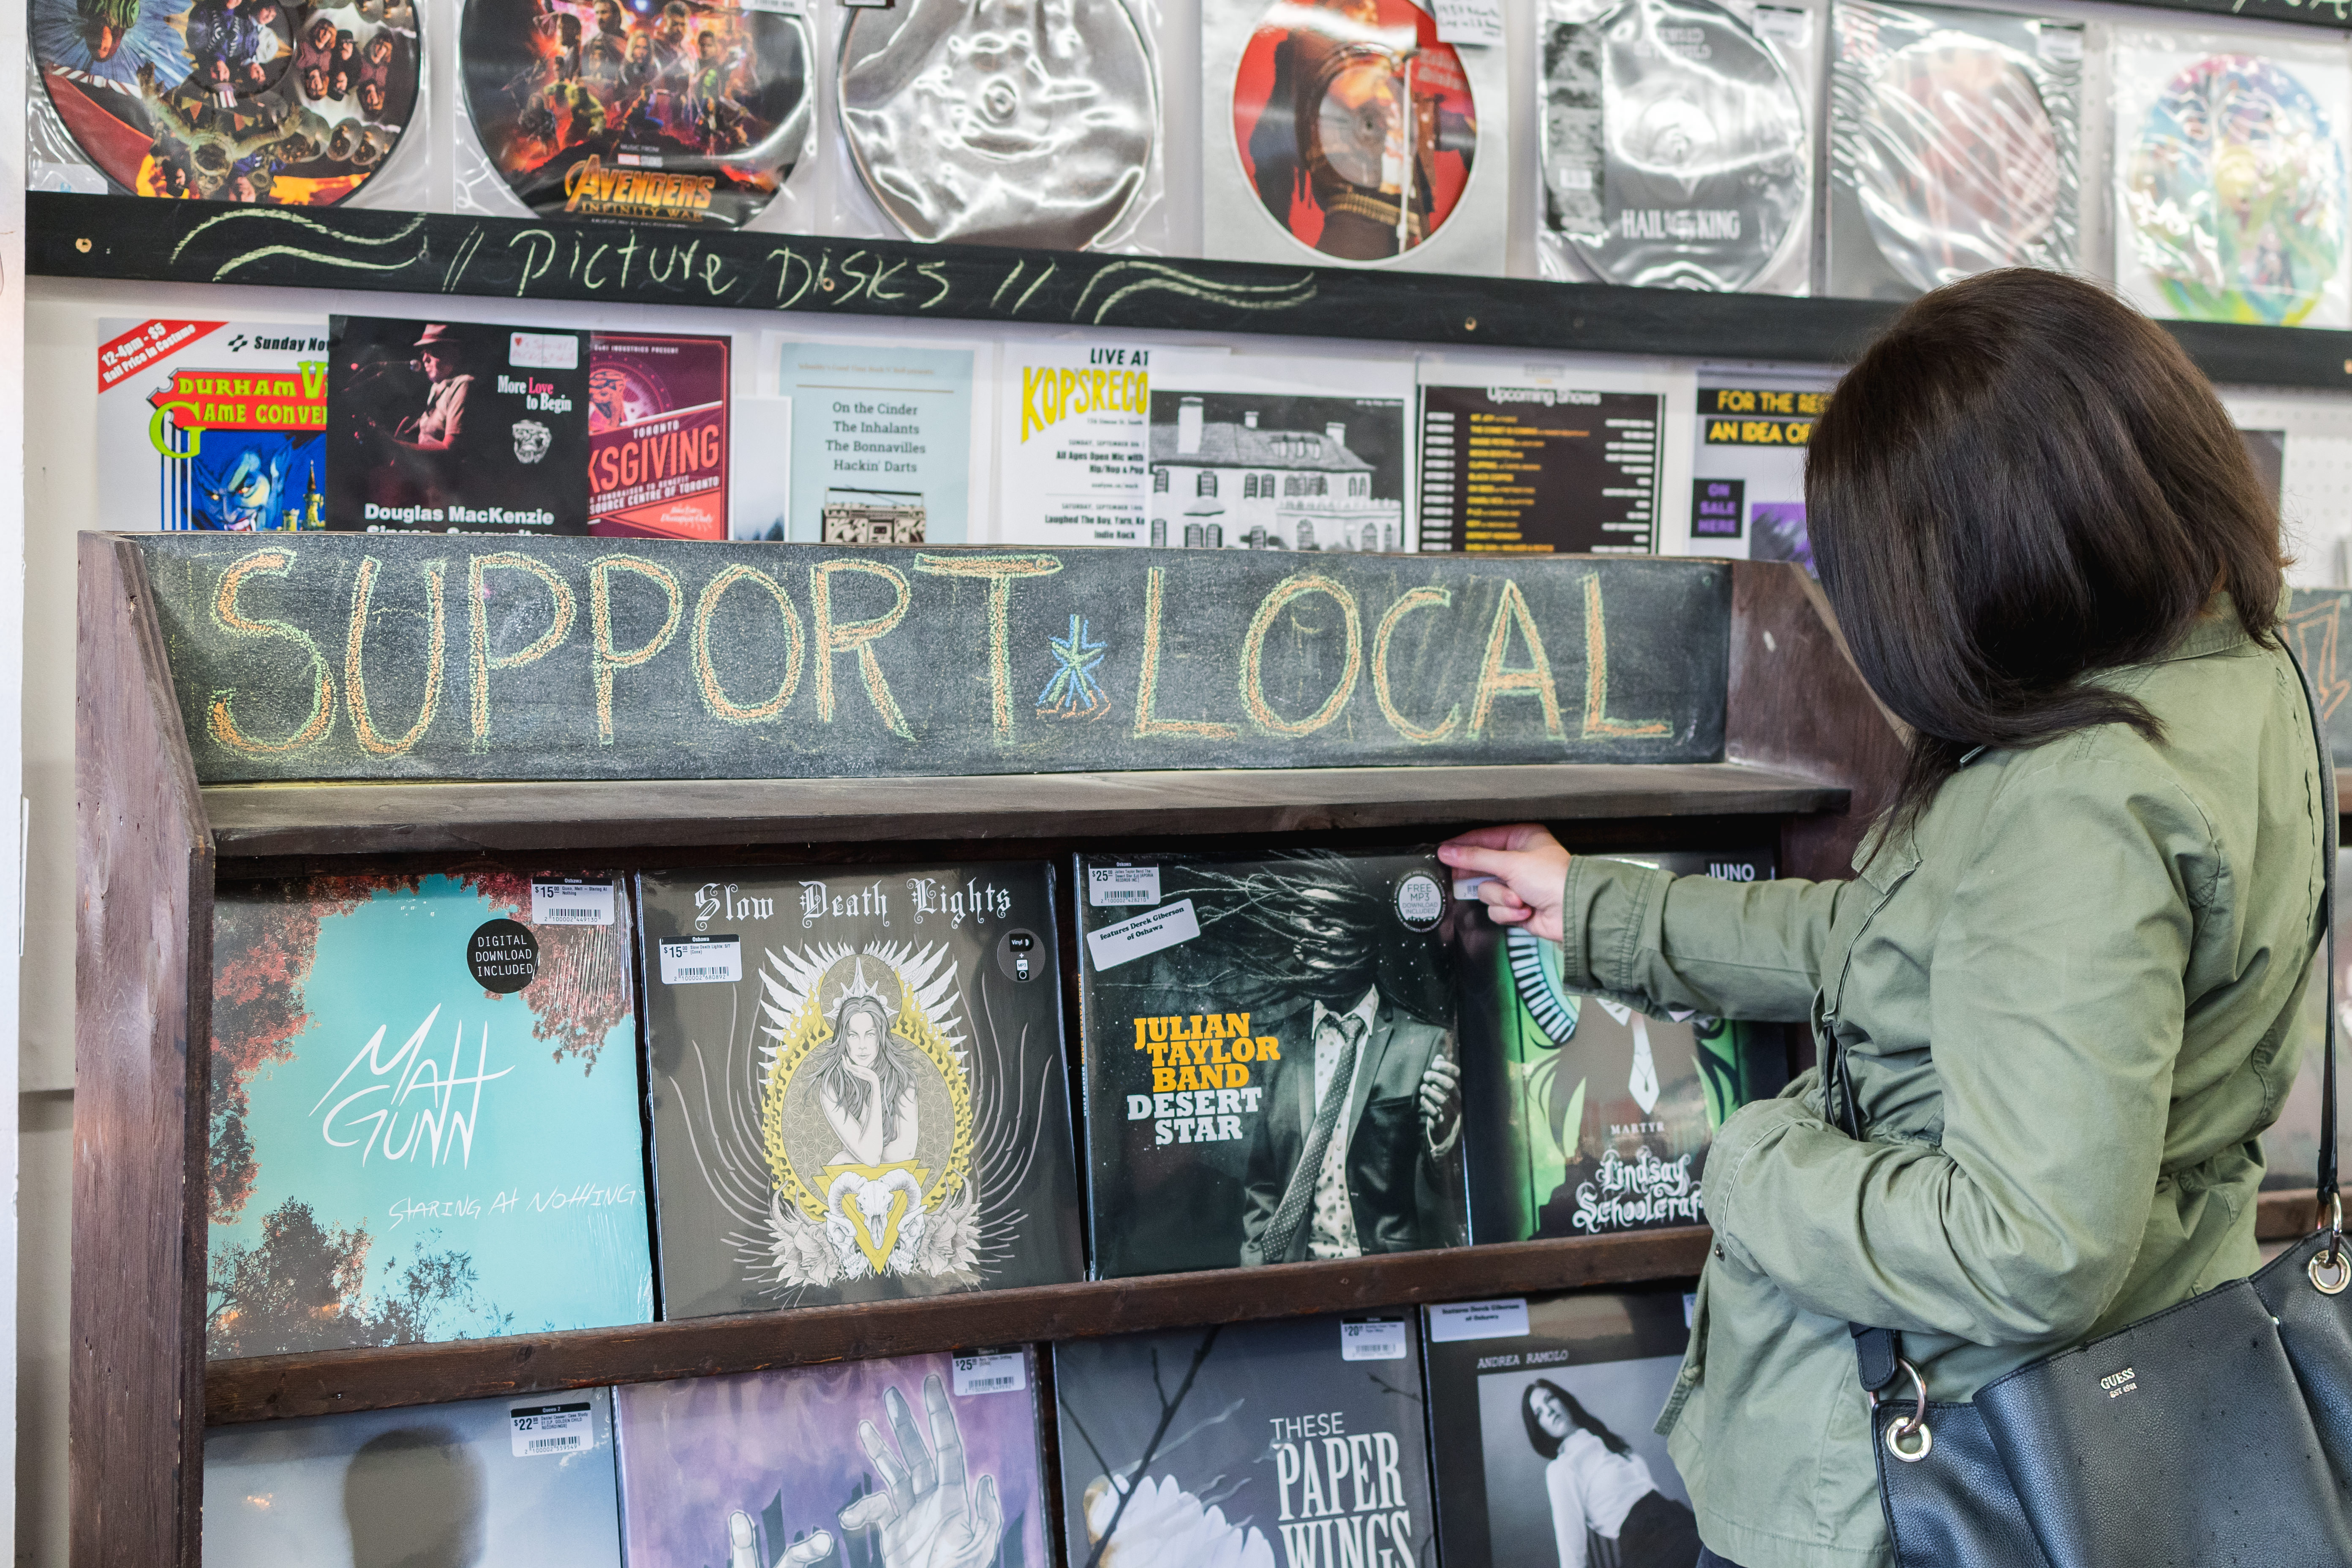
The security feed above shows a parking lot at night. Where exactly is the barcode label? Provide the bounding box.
[2036,23,2082,62]
[1089,866,1161,906]
[1341,1320,1408,1361]
[510,1401,593,1458]
[952,1352,1027,1396]
[532,880,615,926]
[659,936,742,985]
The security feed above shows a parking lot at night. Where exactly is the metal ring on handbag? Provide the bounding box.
[1881,1358,1933,1462]
[2314,1194,2349,1295]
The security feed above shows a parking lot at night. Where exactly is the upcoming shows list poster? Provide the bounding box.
[774,338,985,544]
[207,874,651,1359]
[588,333,730,539]
[1055,1314,1440,1568]
[1685,367,1835,573]
[1416,362,1665,554]
[636,863,1084,1318]
[615,1351,1050,1568]
[1423,1289,1698,1568]
[95,318,328,532]
[326,317,590,533]
[996,341,1152,545]
[205,1389,623,1568]
[1074,848,1466,1279]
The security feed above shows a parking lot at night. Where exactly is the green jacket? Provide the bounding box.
[1556,605,2328,1567]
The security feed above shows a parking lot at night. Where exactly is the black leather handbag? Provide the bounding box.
[1836,643,2352,1568]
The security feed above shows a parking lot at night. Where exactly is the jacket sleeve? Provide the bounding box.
[1545,1455,1590,1568]
[1701,755,2219,1346]
[1555,855,1851,1024]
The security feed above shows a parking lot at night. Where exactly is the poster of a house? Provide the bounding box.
[1144,365,1411,551]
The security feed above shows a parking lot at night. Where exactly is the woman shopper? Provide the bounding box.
[1440,267,2326,1568]
[1522,1379,1703,1567]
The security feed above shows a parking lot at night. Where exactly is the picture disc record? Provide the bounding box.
[1852,32,2062,292]
[460,0,812,228]
[34,0,420,203]
[837,0,1155,248]
[1545,0,1807,290]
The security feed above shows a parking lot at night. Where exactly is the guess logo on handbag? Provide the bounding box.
[2099,1367,2138,1399]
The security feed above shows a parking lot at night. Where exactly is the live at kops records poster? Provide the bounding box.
[1203,0,1510,273]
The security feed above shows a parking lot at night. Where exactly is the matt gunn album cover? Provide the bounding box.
[637,863,1084,1319]
[1075,848,1467,1279]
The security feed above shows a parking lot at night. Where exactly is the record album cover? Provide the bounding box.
[1416,365,1665,555]
[327,316,589,533]
[96,316,328,532]
[1423,1289,1699,1568]
[31,0,419,202]
[1054,1313,1439,1568]
[835,0,1158,249]
[1075,848,1466,1279]
[204,1388,625,1567]
[207,873,651,1359]
[458,0,813,227]
[636,864,1083,1319]
[588,331,730,539]
[1539,0,1818,294]
[1204,0,1510,273]
[615,1350,1049,1568]
[1826,0,2081,300]
[1683,368,1834,572]
[1146,351,1411,553]
[2114,32,2350,329]
[1455,849,1783,1243]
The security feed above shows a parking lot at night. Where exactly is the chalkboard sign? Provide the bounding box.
[132,535,1729,785]
[2287,588,2352,765]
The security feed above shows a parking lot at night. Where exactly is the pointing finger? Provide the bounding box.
[860,1417,912,1516]
[926,1372,968,1494]
[888,1382,937,1497]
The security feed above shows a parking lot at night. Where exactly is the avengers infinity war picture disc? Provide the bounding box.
[461,0,811,227]
[1230,0,1477,262]
[35,0,419,203]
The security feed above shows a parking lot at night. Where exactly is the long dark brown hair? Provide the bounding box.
[1806,269,2285,834]
[1521,1378,1630,1462]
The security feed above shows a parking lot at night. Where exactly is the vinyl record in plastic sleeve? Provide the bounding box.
[460,0,811,227]
[34,0,419,203]
[836,0,1156,249]
[1544,0,1808,290]
[2123,53,2347,328]
[1229,0,1478,262]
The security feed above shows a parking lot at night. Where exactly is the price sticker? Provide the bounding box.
[660,935,742,985]
[952,1352,1028,1396]
[1341,1320,1409,1361]
[510,1402,594,1457]
[532,881,615,926]
[1089,866,1162,907]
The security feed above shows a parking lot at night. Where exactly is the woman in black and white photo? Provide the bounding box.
[1523,1380,1700,1568]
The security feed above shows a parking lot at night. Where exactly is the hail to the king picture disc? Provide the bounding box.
[1544,0,1810,291]
[34,0,419,202]
[1230,0,1478,262]
[460,0,813,226]
[836,0,1158,249]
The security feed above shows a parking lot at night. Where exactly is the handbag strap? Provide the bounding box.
[1848,621,2344,1399]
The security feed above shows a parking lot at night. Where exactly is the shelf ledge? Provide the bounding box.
[206,1228,1710,1424]
[201,761,1848,858]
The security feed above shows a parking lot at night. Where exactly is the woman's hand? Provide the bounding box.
[1438,825,1572,943]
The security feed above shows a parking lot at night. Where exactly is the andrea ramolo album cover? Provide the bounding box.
[1054,1313,1439,1568]
[636,863,1084,1319]
[1073,849,1467,1280]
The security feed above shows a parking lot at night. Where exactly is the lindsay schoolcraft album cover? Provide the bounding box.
[1055,1313,1439,1568]
[206,873,651,1358]
[205,1388,624,1567]
[1454,849,1785,1243]
[636,863,1084,1318]
[1074,848,1467,1279]
[326,316,590,532]
[1423,1289,1699,1568]
[615,1350,1049,1568]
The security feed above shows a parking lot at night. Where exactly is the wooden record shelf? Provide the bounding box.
[207,1228,1712,1426]
[28,191,2352,391]
[76,539,1910,1566]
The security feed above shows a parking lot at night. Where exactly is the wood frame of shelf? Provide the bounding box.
[75,537,1897,1567]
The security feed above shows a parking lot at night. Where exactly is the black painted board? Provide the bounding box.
[130,534,1730,784]
[2287,588,2352,765]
